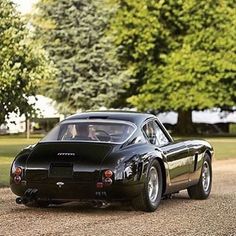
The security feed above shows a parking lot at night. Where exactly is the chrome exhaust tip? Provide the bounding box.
[16,197,23,204]
[92,200,110,208]
[16,189,39,205]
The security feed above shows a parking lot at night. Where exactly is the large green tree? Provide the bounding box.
[32,0,126,114]
[110,0,236,134]
[0,0,54,124]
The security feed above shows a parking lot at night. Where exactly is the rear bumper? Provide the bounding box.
[10,181,143,201]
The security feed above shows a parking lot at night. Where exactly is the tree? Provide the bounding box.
[0,0,54,124]
[110,0,236,134]
[32,0,126,114]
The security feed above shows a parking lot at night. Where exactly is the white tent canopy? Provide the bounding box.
[2,95,60,134]
[158,109,236,125]
[2,95,236,133]
[192,110,236,124]
[28,95,60,119]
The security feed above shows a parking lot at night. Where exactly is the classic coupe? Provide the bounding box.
[10,111,213,212]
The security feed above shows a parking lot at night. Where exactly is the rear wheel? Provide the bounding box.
[187,153,212,199]
[132,159,163,212]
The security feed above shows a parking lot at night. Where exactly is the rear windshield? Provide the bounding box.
[40,120,136,144]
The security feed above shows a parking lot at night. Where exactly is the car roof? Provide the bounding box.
[65,110,155,126]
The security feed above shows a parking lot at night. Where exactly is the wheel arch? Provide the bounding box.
[204,149,213,161]
[154,157,167,195]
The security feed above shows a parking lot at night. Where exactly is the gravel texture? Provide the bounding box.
[0,159,235,236]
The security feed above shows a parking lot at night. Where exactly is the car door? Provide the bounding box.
[143,119,191,185]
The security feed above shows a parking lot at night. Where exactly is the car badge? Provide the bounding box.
[56,182,64,188]
[57,152,76,156]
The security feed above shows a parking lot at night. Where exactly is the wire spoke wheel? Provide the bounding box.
[148,166,159,203]
[202,161,211,192]
[187,154,212,200]
[132,160,162,212]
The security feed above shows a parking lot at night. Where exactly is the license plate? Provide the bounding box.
[50,164,73,178]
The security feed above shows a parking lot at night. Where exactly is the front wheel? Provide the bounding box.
[187,153,212,199]
[132,159,163,212]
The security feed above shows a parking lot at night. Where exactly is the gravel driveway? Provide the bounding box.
[0,159,235,236]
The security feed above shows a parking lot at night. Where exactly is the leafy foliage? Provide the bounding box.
[0,0,54,124]
[110,0,236,112]
[32,0,127,113]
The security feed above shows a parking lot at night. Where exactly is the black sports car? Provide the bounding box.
[10,111,213,212]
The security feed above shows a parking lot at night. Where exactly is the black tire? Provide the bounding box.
[187,153,212,199]
[132,159,163,212]
[24,200,50,208]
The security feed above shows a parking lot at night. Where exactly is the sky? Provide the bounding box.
[12,0,38,14]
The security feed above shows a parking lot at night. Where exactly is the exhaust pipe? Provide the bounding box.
[16,197,23,204]
[92,200,110,208]
[16,188,39,205]
[15,196,31,205]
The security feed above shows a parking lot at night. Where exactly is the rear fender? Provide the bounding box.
[139,152,168,195]
[100,144,154,183]
[10,146,34,178]
[10,145,35,196]
[99,144,169,195]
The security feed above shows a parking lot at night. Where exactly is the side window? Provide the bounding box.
[143,121,169,146]
[142,121,156,145]
[153,121,169,146]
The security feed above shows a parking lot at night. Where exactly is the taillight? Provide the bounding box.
[14,176,22,184]
[96,182,104,189]
[15,167,22,176]
[104,170,113,178]
[13,167,22,184]
[103,170,113,186]
[104,178,112,186]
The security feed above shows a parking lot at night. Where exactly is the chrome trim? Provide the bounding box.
[56,182,65,188]
[57,152,76,156]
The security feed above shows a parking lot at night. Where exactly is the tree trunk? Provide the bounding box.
[176,110,195,135]
[25,115,30,139]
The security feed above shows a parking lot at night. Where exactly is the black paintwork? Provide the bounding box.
[10,111,213,202]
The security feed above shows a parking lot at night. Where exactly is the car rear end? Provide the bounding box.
[10,119,138,204]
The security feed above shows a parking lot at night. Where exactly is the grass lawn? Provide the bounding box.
[205,138,236,160]
[0,137,40,187]
[0,136,235,187]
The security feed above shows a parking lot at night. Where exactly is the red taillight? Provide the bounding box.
[15,167,22,176]
[96,182,104,189]
[104,170,113,178]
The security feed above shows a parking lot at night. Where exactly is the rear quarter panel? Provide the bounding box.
[101,142,166,198]
[184,139,213,185]
[10,146,34,196]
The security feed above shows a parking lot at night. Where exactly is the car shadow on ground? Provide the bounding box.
[10,191,195,214]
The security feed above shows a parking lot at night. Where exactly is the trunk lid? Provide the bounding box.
[25,142,114,183]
